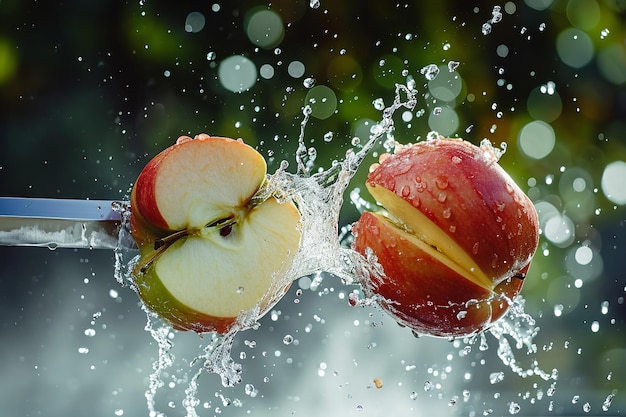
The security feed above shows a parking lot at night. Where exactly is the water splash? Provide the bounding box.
[111,81,417,415]
[486,298,557,381]
[143,315,174,417]
[113,78,550,416]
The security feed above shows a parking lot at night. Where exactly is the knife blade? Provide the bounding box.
[0,197,135,250]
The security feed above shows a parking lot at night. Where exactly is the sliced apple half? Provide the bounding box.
[352,137,539,337]
[130,134,301,334]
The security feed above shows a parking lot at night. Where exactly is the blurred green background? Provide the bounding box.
[1,0,625,416]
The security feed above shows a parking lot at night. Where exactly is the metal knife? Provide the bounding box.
[0,197,136,250]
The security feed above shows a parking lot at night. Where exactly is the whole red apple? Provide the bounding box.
[352,137,539,338]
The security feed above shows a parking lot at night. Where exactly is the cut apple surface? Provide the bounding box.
[130,134,301,334]
[352,137,539,337]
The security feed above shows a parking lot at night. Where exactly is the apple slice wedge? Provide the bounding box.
[130,134,301,334]
[352,137,539,337]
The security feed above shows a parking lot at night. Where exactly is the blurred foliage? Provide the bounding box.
[0,0,625,399]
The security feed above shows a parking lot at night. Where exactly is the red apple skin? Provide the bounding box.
[352,138,539,337]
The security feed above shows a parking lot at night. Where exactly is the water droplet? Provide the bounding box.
[283,335,294,345]
[410,391,418,400]
[309,0,320,9]
[491,7,502,24]
[456,311,467,320]
[602,394,614,411]
[421,64,440,81]
[508,401,521,414]
[424,380,433,391]
[583,402,592,413]
[452,155,462,164]
[372,98,385,110]
[435,176,449,190]
[347,292,359,306]
[303,77,316,88]
[442,208,451,219]
[206,51,216,61]
[472,242,480,255]
[323,131,334,142]
[489,372,505,384]
[244,383,258,397]
[448,61,460,72]
[482,23,492,35]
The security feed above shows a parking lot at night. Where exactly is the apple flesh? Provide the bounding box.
[352,137,539,337]
[130,134,301,334]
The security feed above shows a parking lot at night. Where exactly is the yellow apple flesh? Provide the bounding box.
[352,137,539,337]
[130,135,301,334]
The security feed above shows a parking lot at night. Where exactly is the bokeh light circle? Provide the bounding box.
[184,11,206,33]
[566,245,603,282]
[574,245,593,265]
[428,65,463,102]
[518,120,555,159]
[218,55,258,93]
[566,0,600,30]
[556,28,594,68]
[496,44,509,58]
[246,9,284,49]
[601,160,626,204]
[288,61,306,78]
[544,213,576,247]
[428,66,463,102]
[428,106,459,136]
[305,85,337,119]
[524,0,554,10]
[327,55,363,92]
[597,44,626,85]
[260,64,275,79]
